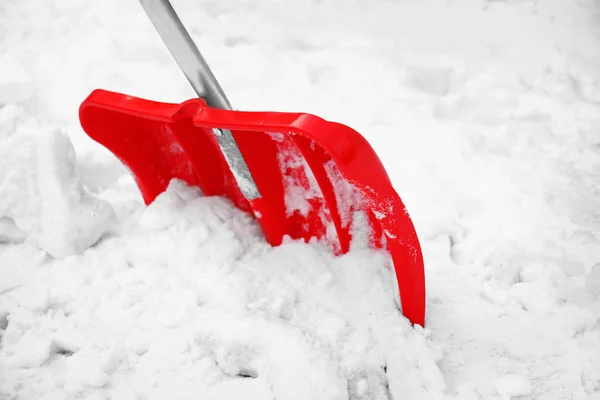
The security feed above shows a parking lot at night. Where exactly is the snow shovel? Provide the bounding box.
[78,0,426,326]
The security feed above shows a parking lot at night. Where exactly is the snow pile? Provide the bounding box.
[0,104,113,257]
[0,180,444,399]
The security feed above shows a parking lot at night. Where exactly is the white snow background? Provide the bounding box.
[1,0,600,399]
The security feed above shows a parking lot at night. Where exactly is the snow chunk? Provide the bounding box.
[0,122,114,257]
[355,378,368,397]
[64,351,110,392]
[139,185,186,229]
[387,342,446,400]
[8,330,53,368]
[0,54,33,104]
[0,217,26,243]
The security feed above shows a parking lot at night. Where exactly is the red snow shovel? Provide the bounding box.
[79,0,426,326]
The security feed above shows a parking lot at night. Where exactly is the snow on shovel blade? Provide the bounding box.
[79,89,426,326]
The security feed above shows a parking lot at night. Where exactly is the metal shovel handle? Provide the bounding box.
[138,0,261,200]
[138,0,232,110]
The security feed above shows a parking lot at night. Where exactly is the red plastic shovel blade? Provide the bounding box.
[79,89,426,326]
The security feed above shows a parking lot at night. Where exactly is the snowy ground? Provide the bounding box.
[1,0,600,399]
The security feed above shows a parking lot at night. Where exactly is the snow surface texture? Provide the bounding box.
[1,0,599,399]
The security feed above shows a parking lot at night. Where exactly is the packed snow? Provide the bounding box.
[1,0,599,399]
